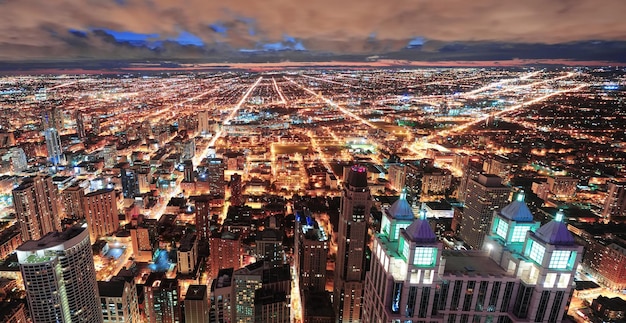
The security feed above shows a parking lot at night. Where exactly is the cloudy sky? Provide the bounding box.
[1,0,625,62]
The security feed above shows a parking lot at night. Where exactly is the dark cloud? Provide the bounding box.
[0,0,625,60]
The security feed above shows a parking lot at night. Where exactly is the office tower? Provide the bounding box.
[602,181,626,220]
[206,158,225,197]
[198,110,210,135]
[98,276,141,323]
[17,224,103,323]
[183,159,194,183]
[230,173,244,206]
[387,164,406,191]
[75,111,86,139]
[363,194,582,323]
[130,225,154,262]
[144,273,181,323]
[119,162,140,198]
[547,176,578,198]
[295,210,329,292]
[185,285,209,323]
[10,147,28,172]
[209,231,242,279]
[102,144,117,168]
[192,195,211,240]
[83,188,119,243]
[91,116,101,135]
[177,232,198,274]
[254,289,290,323]
[61,184,85,219]
[42,107,63,130]
[255,228,285,266]
[334,165,372,322]
[459,174,510,249]
[44,127,64,165]
[12,175,61,241]
[210,268,234,323]
[232,261,291,323]
[458,159,483,203]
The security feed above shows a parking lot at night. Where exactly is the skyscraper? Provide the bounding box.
[12,175,61,241]
[457,159,483,203]
[44,127,64,165]
[119,162,140,198]
[334,165,372,322]
[295,210,329,292]
[459,174,510,249]
[602,180,626,220]
[61,184,85,219]
[362,193,582,323]
[98,276,141,323]
[184,285,209,323]
[82,188,119,243]
[206,158,225,197]
[229,173,244,206]
[17,224,103,323]
[75,111,86,139]
[192,195,211,240]
[198,110,210,135]
[183,159,194,183]
[144,273,181,323]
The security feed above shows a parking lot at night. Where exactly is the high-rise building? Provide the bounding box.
[387,164,406,191]
[362,194,582,323]
[44,127,64,165]
[184,285,209,323]
[17,224,103,323]
[209,231,242,279]
[295,210,329,292]
[119,162,140,198]
[12,175,61,241]
[459,174,510,249]
[191,195,211,240]
[144,273,181,323]
[602,181,626,220]
[10,147,28,172]
[198,110,210,135]
[254,228,285,267]
[102,144,117,168]
[334,165,372,322]
[232,261,291,323]
[206,158,225,197]
[210,268,234,323]
[75,111,86,139]
[254,289,290,323]
[547,176,578,198]
[177,232,198,274]
[91,116,101,135]
[98,276,141,323]
[229,173,244,206]
[457,159,483,203]
[61,184,85,219]
[183,159,194,183]
[82,188,119,243]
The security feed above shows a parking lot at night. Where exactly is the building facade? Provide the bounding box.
[83,188,119,243]
[17,224,103,323]
[334,165,372,322]
[295,210,329,292]
[602,181,626,220]
[12,175,61,241]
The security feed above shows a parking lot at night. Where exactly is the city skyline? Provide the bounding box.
[1,0,626,63]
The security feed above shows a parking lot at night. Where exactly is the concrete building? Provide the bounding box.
[61,184,85,219]
[254,228,285,267]
[547,176,578,198]
[44,127,64,165]
[459,174,510,249]
[295,211,329,292]
[602,181,626,220]
[210,268,234,323]
[12,175,61,241]
[206,158,226,197]
[98,276,141,323]
[334,165,372,322]
[144,273,180,323]
[17,224,103,323]
[184,285,209,323]
[209,231,242,279]
[363,194,582,323]
[177,232,198,275]
[458,159,483,203]
[83,188,119,243]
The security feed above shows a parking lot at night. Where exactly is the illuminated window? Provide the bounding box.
[549,250,571,269]
[401,238,410,260]
[413,247,435,266]
[529,242,545,265]
[495,220,508,240]
[511,226,529,243]
[544,273,557,288]
[557,273,571,288]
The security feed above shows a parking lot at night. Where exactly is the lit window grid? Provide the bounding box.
[495,220,508,240]
[511,226,528,243]
[413,247,435,266]
[549,250,571,269]
[529,242,545,265]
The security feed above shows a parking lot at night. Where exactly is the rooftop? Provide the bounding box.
[185,285,207,300]
[443,250,511,277]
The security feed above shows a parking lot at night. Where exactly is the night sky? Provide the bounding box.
[1,0,625,62]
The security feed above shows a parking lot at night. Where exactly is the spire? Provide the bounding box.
[386,189,414,220]
[516,190,525,202]
[555,209,564,222]
[420,208,427,220]
[499,190,534,222]
[534,209,575,246]
[400,187,407,200]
